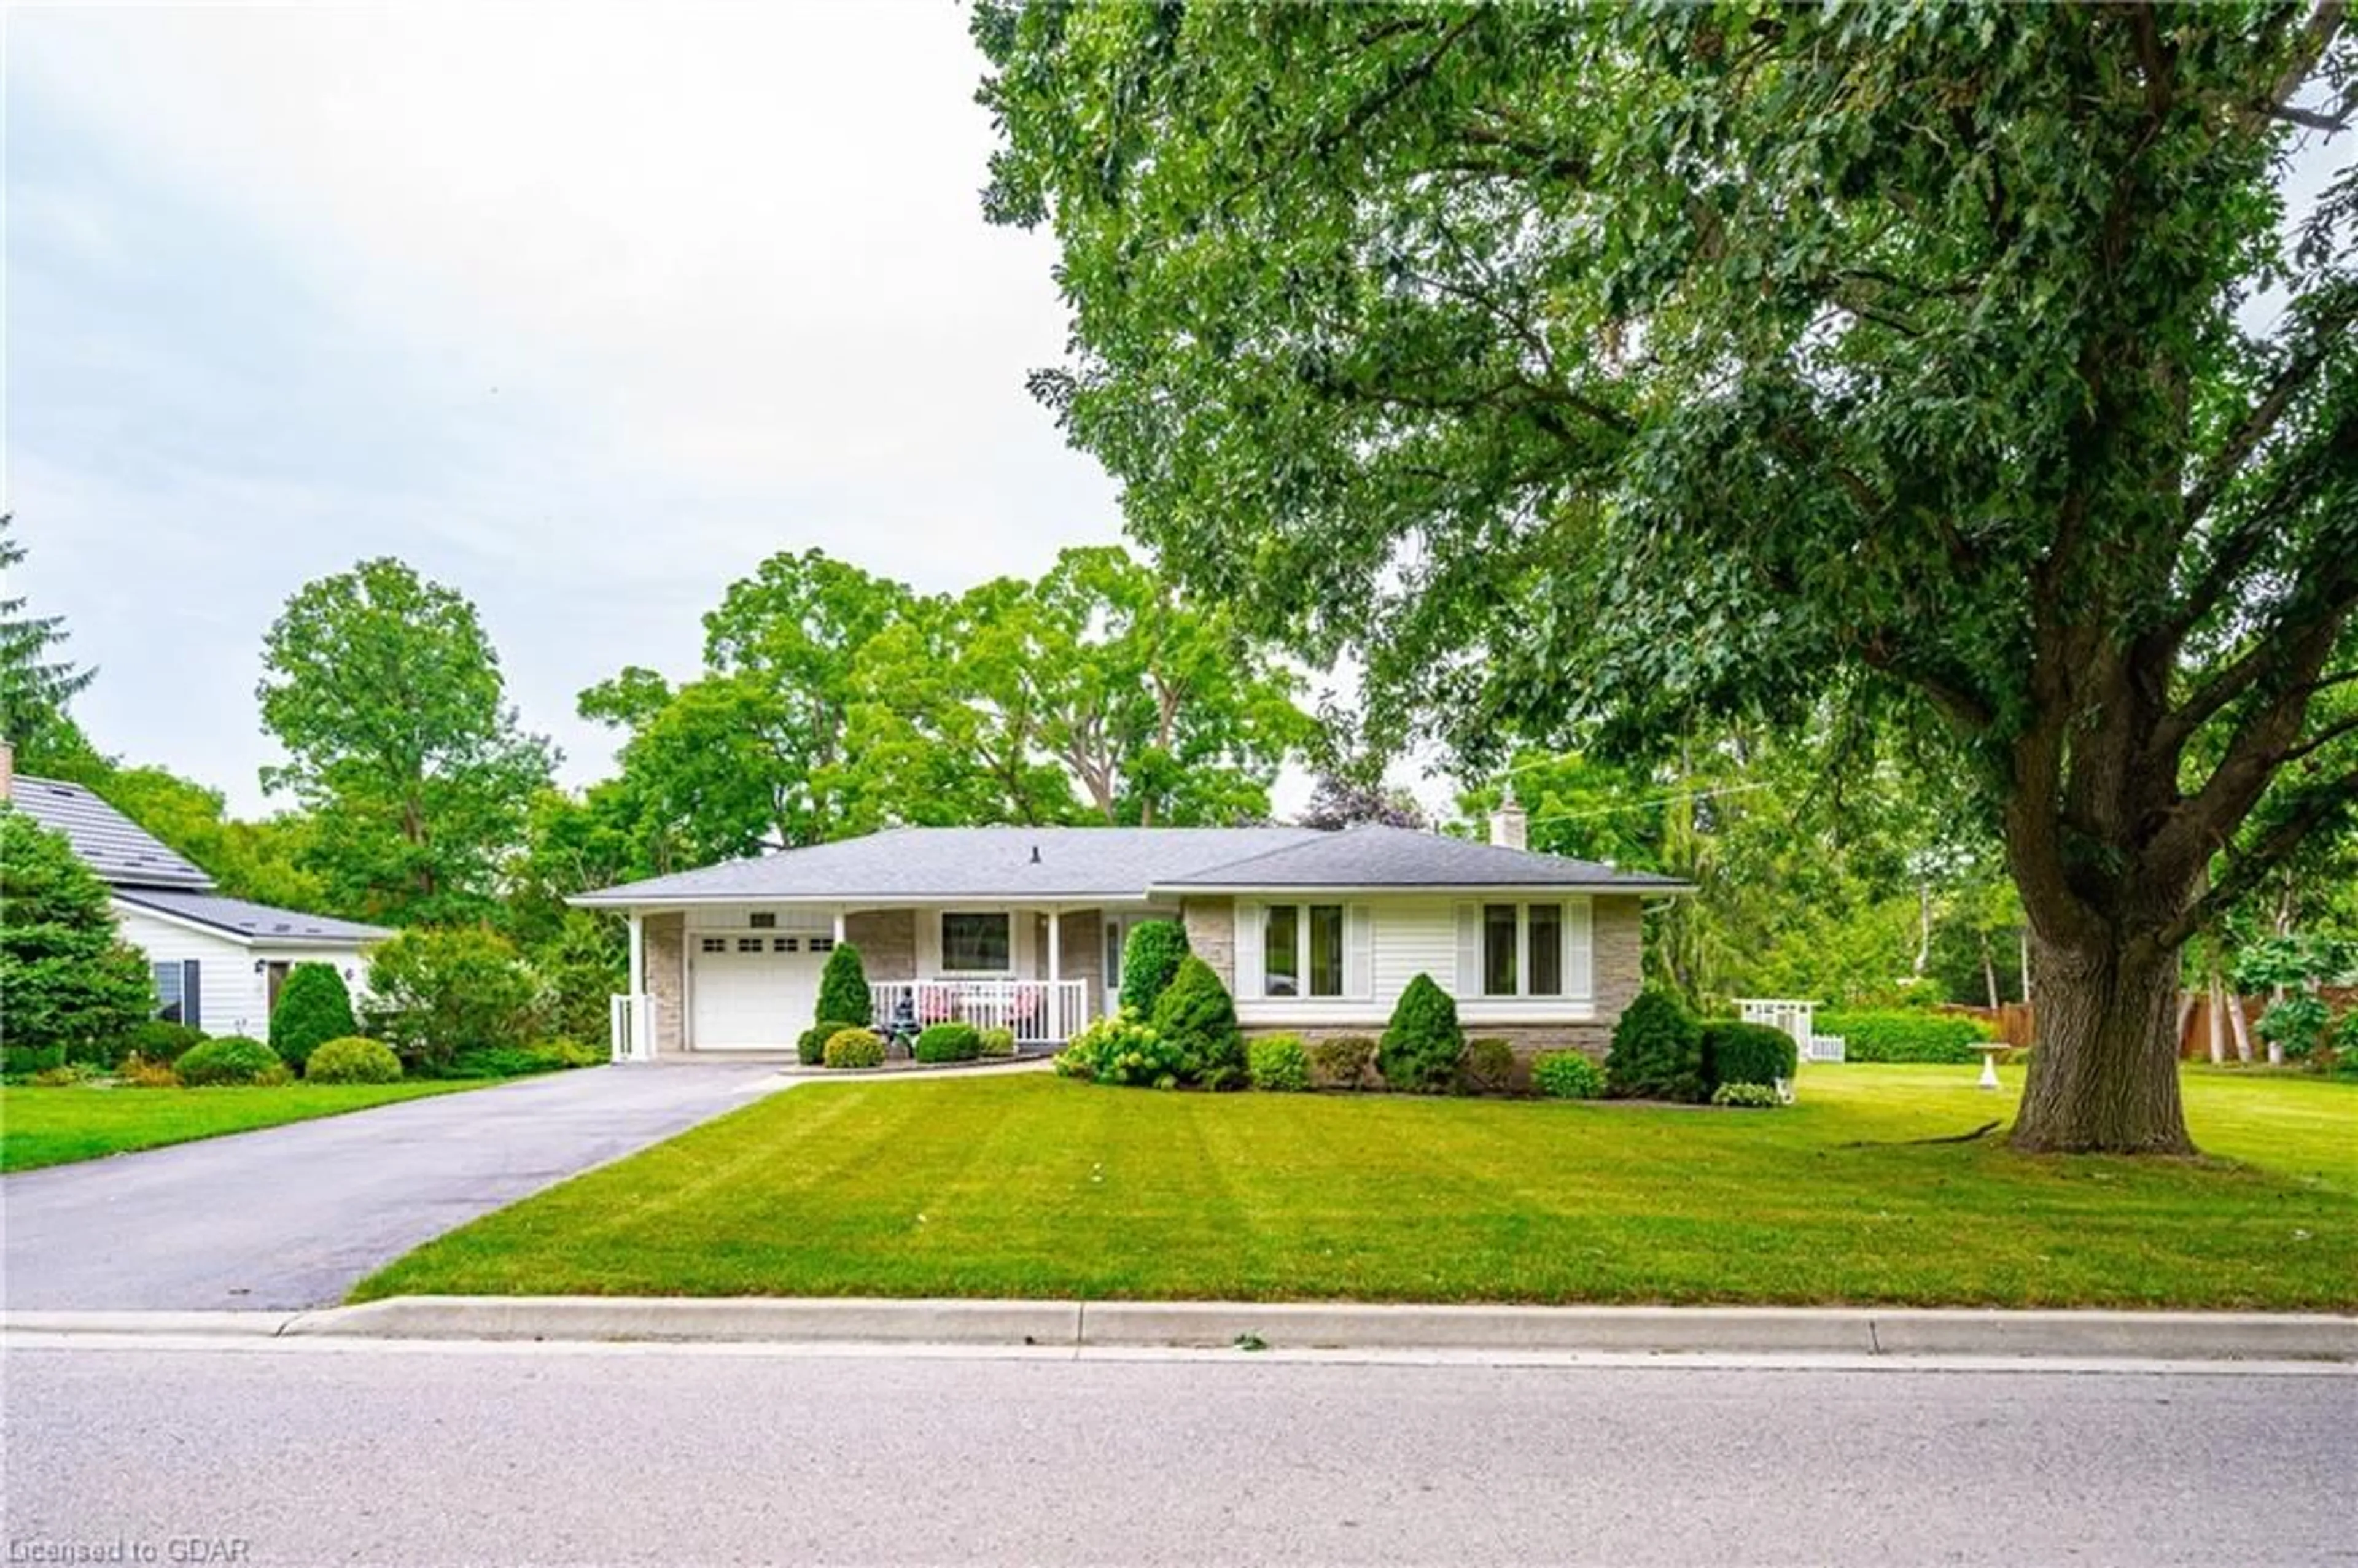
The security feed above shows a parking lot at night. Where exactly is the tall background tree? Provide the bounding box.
[979,1,2358,1153]
[582,543,1310,848]
[0,514,101,773]
[259,557,554,925]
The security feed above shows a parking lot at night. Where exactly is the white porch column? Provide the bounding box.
[626,912,647,1063]
[833,906,847,945]
[1046,906,1062,1039]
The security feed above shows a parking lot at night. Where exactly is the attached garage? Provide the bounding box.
[687,931,829,1050]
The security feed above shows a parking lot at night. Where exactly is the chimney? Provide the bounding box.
[0,740,12,802]
[1488,784,1527,852]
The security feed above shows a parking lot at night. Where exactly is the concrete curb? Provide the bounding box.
[10,1299,2355,1361]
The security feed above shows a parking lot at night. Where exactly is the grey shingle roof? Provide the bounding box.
[1156,823,1691,890]
[572,826,1328,904]
[7,775,213,889]
[572,823,1689,905]
[114,888,394,945]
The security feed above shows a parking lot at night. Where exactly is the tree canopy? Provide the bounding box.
[259,557,555,925]
[580,542,1310,860]
[978,0,2358,1152]
[0,514,100,774]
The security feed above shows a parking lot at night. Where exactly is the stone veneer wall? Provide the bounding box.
[1041,909,1105,996]
[844,909,917,982]
[644,912,685,1053]
[1180,897,1237,992]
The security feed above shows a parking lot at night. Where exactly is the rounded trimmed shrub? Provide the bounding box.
[1054,1012,1183,1085]
[1119,920,1193,1015]
[177,1034,287,1087]
[979,1027,1017,1058]
[1378,973,1464,1093]
[1605,990,1706,1102]
[1702,1019,1798,1090]
[1247,1034,1312,1092]
[1460,1037,1517,1095]
[914,1022,983,1063]
[800,1020,857,1066]
[1532,1050,1605,1100]
[1711,1081,1781,1109]
[1149,955,1244,1084]
[305,1036,403,1084]
[1309,1034,1376,1090]
[822,1027,885,1069]
[815,944,871,1031]
[270,961,359,1075]
[116,1019,208,1065]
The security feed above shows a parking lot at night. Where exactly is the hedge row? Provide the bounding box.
[1816,1009,1994,1063]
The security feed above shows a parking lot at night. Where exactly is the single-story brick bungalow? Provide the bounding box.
[572,798,1689,1060]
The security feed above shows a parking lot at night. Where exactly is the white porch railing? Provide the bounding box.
[609,992,657,1063]
[870,979,1090,1045]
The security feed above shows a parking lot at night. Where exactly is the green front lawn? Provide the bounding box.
[0,1081,484,1173]
[352,1065,2358,1310]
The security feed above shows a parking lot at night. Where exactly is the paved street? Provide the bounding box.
[3,1340,2348,1566]
[0,1064,781,1310]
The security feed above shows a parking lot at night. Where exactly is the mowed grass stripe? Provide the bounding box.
[351,1066,2358,1310]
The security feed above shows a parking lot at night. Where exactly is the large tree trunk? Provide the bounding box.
[2011,931,2193,1154]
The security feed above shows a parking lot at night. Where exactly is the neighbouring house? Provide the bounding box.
[1,747,391,1038]
[572,795,1689,1061]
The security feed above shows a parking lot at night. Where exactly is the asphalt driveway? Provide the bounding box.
[1,1063,784,1311]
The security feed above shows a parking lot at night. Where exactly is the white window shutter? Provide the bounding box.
[1233,902,1264,999]
[1566,897,1594,999]
[1454,902,1481,997]
[1345,904,1374,999]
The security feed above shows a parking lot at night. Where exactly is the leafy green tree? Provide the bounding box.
[268,961,359,1075]
[0,807,154,1068]
[259,559,554,925]
[0,514,101,774]
[980,3,2358,1152]
[363,925,543,1073]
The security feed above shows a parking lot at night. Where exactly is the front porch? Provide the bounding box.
[608,899,1161,1061]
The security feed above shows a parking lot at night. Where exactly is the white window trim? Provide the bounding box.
[1255,901,1351,1001]
[1467,898,1593,1003]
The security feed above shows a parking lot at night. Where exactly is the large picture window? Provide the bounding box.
[1261,903,1344,999]
[940,912,1011,972]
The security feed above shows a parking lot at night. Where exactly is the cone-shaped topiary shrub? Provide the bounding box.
[270,961,359,1076]
[1605,990,1706,1101]
[815,943,871,1030]
[1148,955,1243,1084]
[1119,920,1193,1015]
[1378,973,1465,1093]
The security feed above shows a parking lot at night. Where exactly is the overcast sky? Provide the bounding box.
[7,1,1130,817]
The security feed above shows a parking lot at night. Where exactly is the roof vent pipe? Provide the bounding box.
[1030,845,1041,864]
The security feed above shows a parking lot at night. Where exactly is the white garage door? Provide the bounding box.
[690,934,825,1050]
